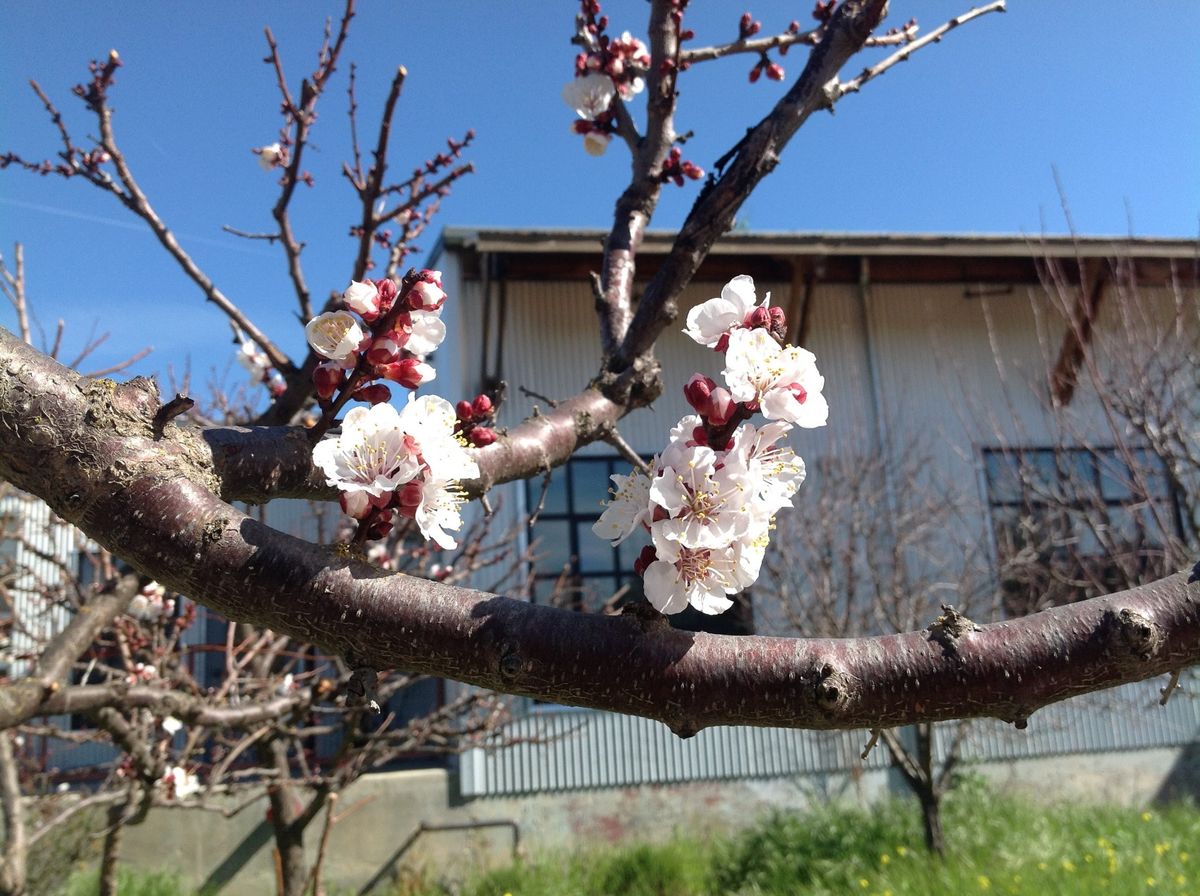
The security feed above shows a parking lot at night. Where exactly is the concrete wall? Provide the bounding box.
[117,742,1198,895]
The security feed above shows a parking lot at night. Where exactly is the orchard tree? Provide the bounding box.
[0,0,1197,834]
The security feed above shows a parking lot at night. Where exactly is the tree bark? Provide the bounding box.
[918,790,946,856]
[1,328,1198,736]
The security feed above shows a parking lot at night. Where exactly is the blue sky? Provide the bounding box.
[0,1,1196,383]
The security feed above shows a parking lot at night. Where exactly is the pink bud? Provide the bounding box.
[714,333,731,354]
[374,278,398,315]
[691,425,709,446]
[378,358,435,389]
[340,491,371,519]
[397,480,424,508]
[455,400,474,421]
[766,62,785,81]
[707,388,736,426]
[351,384,391,405]
[472,393,493,417]
[366,335,403,366]
[683,373,716,412]
[313,363,344,400]
[747,306,771,329]
[469,427,498,447]
[407,280,446,311]
[633,544,658,577]
[369,491,394,510]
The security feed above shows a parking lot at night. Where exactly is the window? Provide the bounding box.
[983,446,1181,615]
[525,457,754,635]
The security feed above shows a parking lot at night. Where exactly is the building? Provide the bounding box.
[428,228,1199,798]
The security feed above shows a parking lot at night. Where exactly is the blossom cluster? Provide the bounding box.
[560,1,648,157]
[305,272,448,401]
[593,275,826,615]
[312,396,479,548]
[304,273,488,550]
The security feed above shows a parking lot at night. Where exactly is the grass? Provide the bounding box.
[418,782,1198,896]
[59,783,1199,895]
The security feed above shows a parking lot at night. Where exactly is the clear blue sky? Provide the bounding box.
[1,1,1196,383]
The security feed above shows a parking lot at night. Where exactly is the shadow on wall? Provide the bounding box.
[1155,734,1200,804]
[198,821,274,894]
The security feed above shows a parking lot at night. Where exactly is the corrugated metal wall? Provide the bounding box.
[461,677,1199,797]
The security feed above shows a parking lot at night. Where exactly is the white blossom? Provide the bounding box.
[396,394,479,482]
[592,468,652,545]
[161,716,183,736]
[342,280,381,317]
[407,310,446,357]
[162,766,200,800]
[731,420,807,516]
[649,439,750,549]
[312,403,421,497]
[414,478,470,549]
[236,339,271,380]
[684,274,762,347]
[257,142,283,172]
[722,327,828,428]
[643,535,738,616]
[305,311,367,362]
[562,72,616,119]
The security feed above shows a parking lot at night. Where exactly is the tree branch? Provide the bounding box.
[0,572,139,729]
[1,326,1197,737]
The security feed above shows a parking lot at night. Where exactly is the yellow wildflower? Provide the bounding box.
[880,853,891,865]
[977,874,991,889]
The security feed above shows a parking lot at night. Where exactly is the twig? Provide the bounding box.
[1160,669,1182,706]
[680,21,917,64]
[861,727,882,760]
[837,1,1006,98]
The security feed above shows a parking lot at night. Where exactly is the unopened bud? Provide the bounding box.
[472,393,493,417]
[340,491,372,519]
[469,426,498,447]
[747,306,771,329]
[397,480,424,508]
[313,363,344,400]
[633,544,658,577]
[683,373,716,412]
[707,388,736,426]
[455,400,474,421]
[351,383,391,405]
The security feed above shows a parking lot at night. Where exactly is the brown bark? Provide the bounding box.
[0,574,138,729]
[1,326,1198,736]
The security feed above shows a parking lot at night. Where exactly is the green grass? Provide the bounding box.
[59,786,1200,895]
[421,784,1198,896]
[62,867,188,896]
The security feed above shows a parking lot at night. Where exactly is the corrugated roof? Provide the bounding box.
[434,227,1199,262]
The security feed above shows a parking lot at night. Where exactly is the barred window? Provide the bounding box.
[983,446,1181,615]
[525,457,754,635]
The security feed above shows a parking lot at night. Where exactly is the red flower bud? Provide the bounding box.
[747,306,771,329]
[766,62,785,81]
[374,278,398,314]
[469,426,497,447]
[313,363,344,400]
[455,400,474,421]
[472,393,493,417]
[633,544,658,577]
[683,373,716,412]
[707,388,736,426]
[351,383,391,405]
[397,480,424,508]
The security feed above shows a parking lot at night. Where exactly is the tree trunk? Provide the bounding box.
[98,802,126,896]
[918,791,946,856]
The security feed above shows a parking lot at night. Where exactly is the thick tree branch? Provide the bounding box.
[612,0,1002,371]
[1,326,1197,737]
[0,572,139,729]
